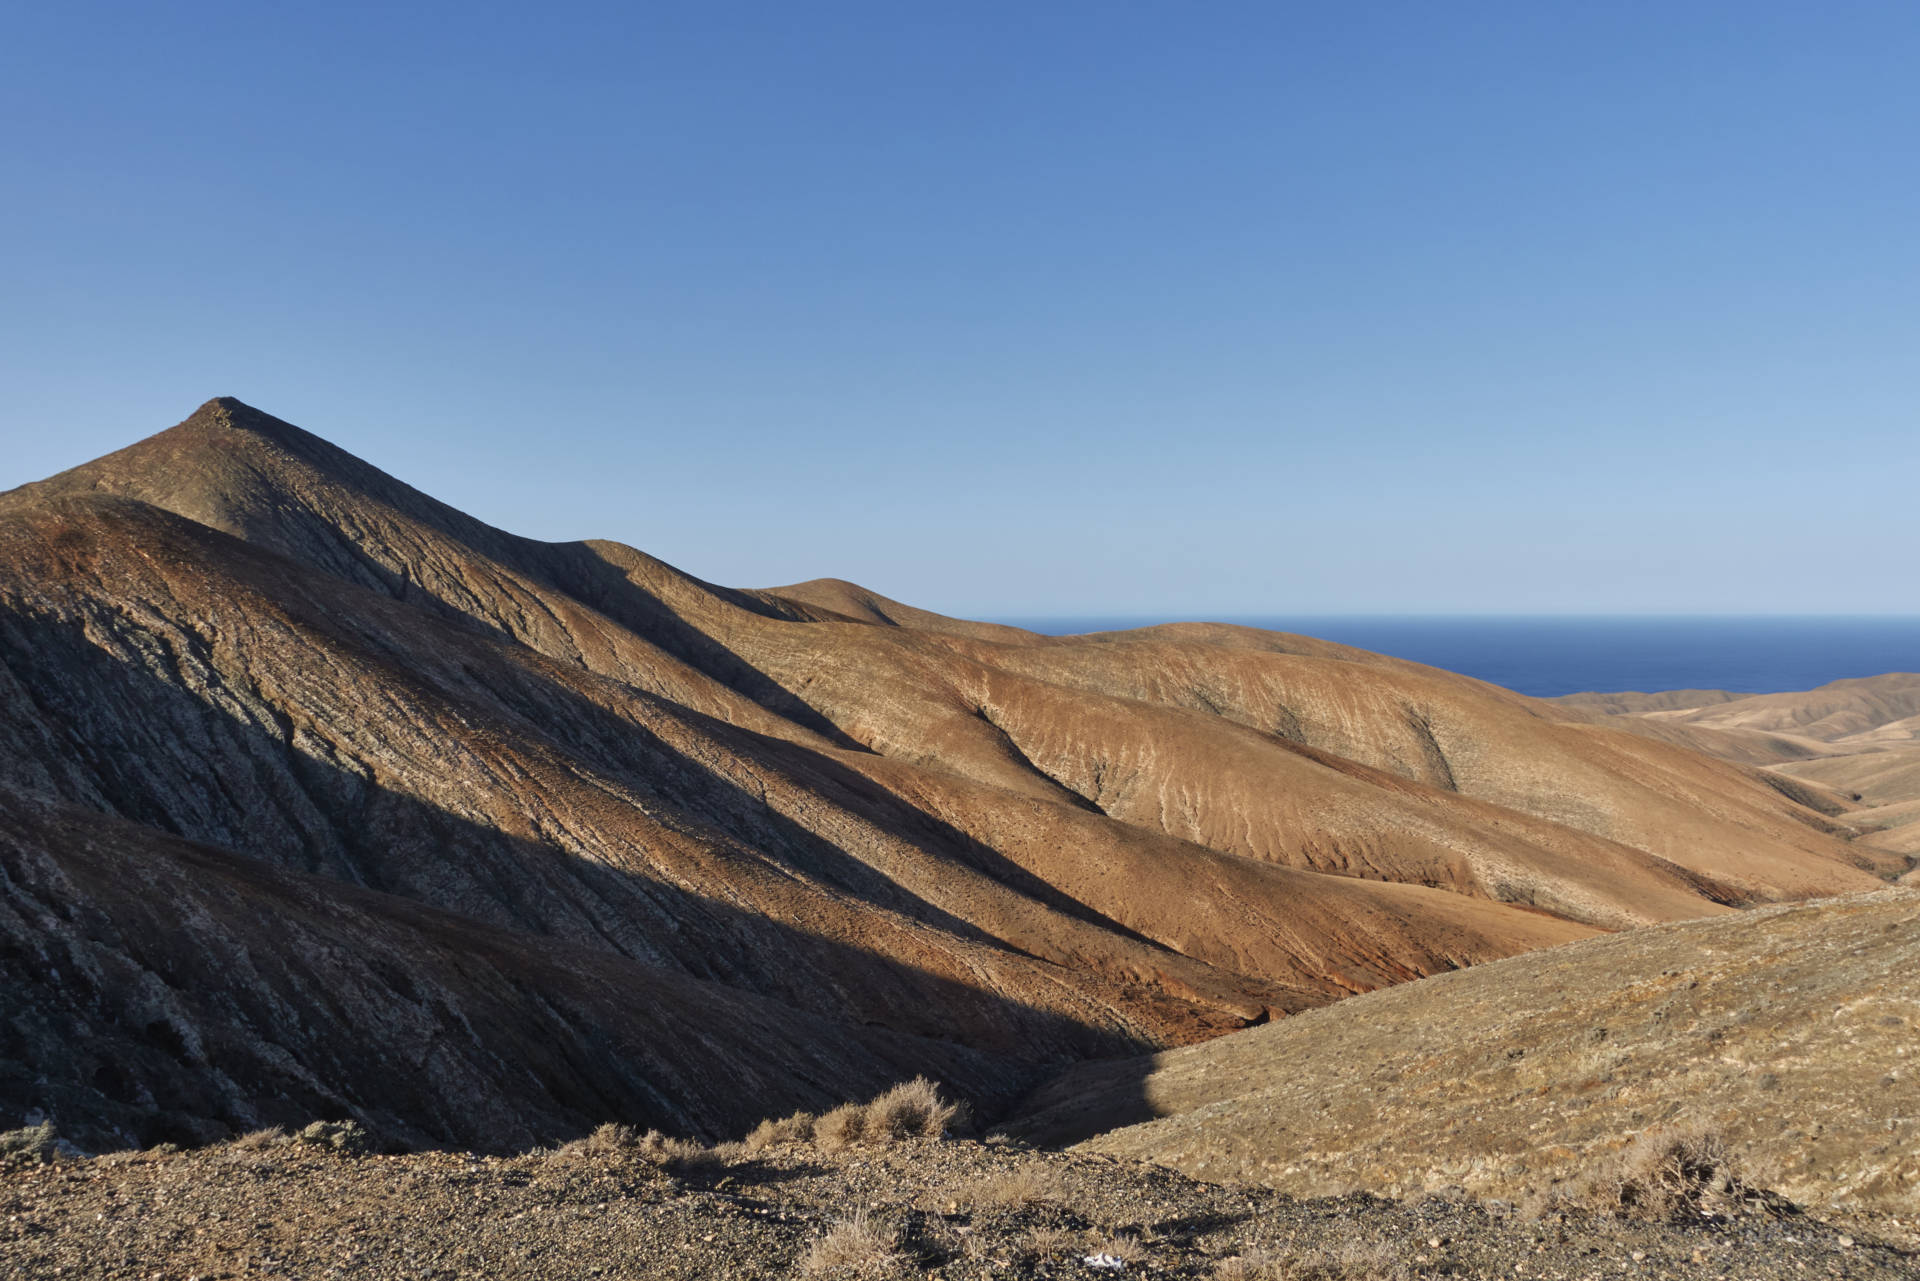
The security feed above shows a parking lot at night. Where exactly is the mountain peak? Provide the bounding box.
[179,395,317,448]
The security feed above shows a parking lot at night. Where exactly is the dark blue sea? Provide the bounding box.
[989,615,1920,698]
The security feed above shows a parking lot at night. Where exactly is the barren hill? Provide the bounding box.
[1010,888,1920,1221]
[1561,675,1920,858]
[0,398,1907,1152]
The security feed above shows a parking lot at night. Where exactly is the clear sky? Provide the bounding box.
[2,2,1915,617]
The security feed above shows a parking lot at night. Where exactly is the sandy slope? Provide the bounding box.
[1564,675,1920,856]
[1012,889,1920,1219]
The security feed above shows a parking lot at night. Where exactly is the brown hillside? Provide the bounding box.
[1010,889,1920,1220]
[1644,674,1920,743]
[1567,674,1920,863]
[0,397,1905,1151]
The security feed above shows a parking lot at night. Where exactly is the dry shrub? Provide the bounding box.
[550,1123,731,1172]
[745,1110,818,1151]
[641,1129,730,1171]
[553,1122,642,1160]
[1555,1125,1775,1221]
[863,1077,958,1140]
[1212,1251,1274,1281]
[763,1078,964,1154]
[800,1208,900,1276]
[814,1102,869,1152]
[226,1126,288,1151]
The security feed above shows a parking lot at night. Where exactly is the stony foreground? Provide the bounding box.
[3,1135,1915,1280]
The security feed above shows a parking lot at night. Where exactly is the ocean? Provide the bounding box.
[988,615,1920,699]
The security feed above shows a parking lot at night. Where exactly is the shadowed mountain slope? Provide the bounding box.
[0,786,1013,1155]
[0,398,1907,1149]
[1010,888,1920,1219]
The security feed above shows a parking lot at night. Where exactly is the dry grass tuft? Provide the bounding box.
[226,1126,288,1151]
[959,1165,1060,1211]
[811,1077,961,1152]
[1209,1242,1408,1281]
[547,1123,734,1172]
[813,1102,869,1152]
[1544,1124,1778,1222]
[1095,1233,1146,1264]
[1212,1250,1273,1281]
[744,1110,817,1151]
[862,1076,958,1140]
[800,1208,900,1276]
[1023,1224,1075,1259]
[731,1077,967,1158]
[553,1122,642,1160]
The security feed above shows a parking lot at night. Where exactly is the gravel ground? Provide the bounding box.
[3,1134,1916,1280]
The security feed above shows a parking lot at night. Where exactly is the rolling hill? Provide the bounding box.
[1010,887,1920,1220]
[1560,675,1920,858]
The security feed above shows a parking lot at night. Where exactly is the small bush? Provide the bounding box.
[862,1077,958,1140]
[548,1123,737,1173]
[584,1121,640,1152]
[1602,1127,1739,1218]
[1541,1124,1786,1222]
[294,1120,374,1155]
[800,1208,900,1276]
[1212,1252,1269,1281]
[0,1122,58,1164]
[651,1130,739,1171]
[554,1122,642,1160]
[744,1110,817,1151]
[803,1078,965,1153]
[814,1102,869,1152]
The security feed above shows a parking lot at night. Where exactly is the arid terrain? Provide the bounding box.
[4,1105,1913,1280]
[2,399,1915,1276]
[1556,675,1920,857]
[1012,889,1919,1235]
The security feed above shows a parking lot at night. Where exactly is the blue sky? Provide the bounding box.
[3,2,1915,616]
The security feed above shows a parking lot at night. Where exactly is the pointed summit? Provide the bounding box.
[183,395,325,448]
[1,397,509,573]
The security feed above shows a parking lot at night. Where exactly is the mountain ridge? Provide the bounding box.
[0,398,1908,1153]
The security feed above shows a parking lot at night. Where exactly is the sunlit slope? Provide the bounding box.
[1011,888,1920,1218]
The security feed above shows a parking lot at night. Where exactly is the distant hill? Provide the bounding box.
[0,398,1905,1151]
[1559,674,1920,859]
[1554,688,1745,715]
